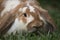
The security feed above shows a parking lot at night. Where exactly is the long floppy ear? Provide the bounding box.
[39,7,56,32]
[35,6,56,32]
[0,13,15,35]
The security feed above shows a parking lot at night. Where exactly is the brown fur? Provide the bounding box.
[0,0,4,13]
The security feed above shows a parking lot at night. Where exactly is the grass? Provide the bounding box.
[0,32,60,40]
[0,0,60,40]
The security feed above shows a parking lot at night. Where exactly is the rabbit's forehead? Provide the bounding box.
[19,3,35,13]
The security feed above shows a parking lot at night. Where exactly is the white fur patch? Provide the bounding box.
[27,3,35,12]
[19,7,28,13]
[1,0,20,16]
[19,3,35,13]
[26,15,34,24]
[7,18,27,35]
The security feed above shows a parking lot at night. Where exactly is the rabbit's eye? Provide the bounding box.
[23,13,27,17]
